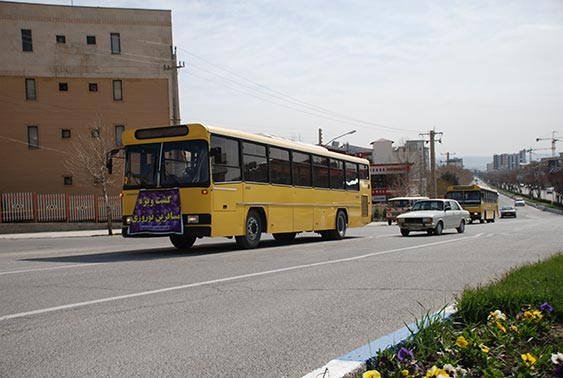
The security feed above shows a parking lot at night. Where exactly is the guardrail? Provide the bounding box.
[0,192,121,223]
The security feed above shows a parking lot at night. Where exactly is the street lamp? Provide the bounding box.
[323,130,356,147]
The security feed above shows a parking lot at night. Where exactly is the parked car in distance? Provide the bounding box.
[396,199,469,237]
[514,198,525,206]
[500,206,517,218]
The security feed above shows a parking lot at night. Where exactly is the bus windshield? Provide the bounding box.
[445,190,480,204]
[124,140,209,189]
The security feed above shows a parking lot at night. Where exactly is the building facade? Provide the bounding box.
[0,2,176,195]
[491,150,527,171]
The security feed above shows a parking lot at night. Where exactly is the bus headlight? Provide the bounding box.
[187,215,199,224]
[124,216,132,225]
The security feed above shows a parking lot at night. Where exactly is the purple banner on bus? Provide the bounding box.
[129,189,183,235]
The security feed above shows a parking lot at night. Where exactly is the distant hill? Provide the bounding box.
[461,156,491,171]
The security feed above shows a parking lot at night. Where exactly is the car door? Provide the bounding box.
[448,200,463,227]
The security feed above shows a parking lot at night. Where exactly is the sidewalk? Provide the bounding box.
[0,222,121,239]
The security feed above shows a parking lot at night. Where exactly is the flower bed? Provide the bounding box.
[363,302,562,377]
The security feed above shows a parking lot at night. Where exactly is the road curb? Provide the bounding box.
[302,304,456,378]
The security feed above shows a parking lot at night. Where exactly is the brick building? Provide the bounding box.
[0,2,177,195]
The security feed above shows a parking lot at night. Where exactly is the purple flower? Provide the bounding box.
[539,302,553,313]
[556,365,563,378]
[397,347,415,362]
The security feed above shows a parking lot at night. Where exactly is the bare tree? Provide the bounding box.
[64,118,122,235]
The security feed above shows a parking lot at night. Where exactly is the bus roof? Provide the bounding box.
[447,185,498,193]
[122,123,371,165]
[388,196,428,201]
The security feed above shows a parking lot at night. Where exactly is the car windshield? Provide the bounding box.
[411,200,444,211]
[388,199,410,208]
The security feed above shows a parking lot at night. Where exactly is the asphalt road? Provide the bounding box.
[1,195,562,378]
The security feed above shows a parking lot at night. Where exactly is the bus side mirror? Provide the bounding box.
[106,148,120,175]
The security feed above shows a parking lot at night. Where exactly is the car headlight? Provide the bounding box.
[423,217,433,223]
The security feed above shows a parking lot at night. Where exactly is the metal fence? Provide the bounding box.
[0,192,121,223]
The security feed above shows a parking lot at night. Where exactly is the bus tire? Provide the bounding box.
[236,209,262,249]
[456,219,465,233]
[326,210,347,240]
[170,234,196,250]
[273,232,297,242]
[434,221,443,235]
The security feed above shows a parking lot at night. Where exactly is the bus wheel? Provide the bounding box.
[273,232,297,242]
[170,234,196,250]
[326,210,347,240]
[236,209,262,249]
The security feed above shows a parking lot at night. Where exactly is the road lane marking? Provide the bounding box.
[0,233,483,322]
[0,263,102,276]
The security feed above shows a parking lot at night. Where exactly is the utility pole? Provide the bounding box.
[536,131,560,158]
[164,46,185,125]
[420,128,443,198]
[318,128,323,145]
[441,152,456,165]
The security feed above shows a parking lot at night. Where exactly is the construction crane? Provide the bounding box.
[526,147,551,162]
[536,131,560,157]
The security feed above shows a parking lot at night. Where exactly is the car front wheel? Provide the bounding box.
[400,228,410,236]
[456,219,465,233]
[434,221,443,235]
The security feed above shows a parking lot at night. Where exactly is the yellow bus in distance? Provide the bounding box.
[112,124,372,249]
[445,185,498,223]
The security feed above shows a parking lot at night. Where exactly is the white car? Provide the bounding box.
[514,198,525,206]
[396,199,469,236]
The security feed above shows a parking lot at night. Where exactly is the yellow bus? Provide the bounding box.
[111,124,372,249]
[445,185,498,223]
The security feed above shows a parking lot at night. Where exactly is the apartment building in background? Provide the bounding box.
[0,1,177,195]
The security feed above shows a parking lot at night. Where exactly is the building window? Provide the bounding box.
[110,33,121,54]
[59,82,68,92]
[89,83,98,92]
[64,176,73,185]
[91,127,100,138]
[21,29,32,51]
[56,35,66,44]
[115,125,125,146]
[112,80,123,101]
[61,129,71,139]
[25,78,36,100]
[86,35,96,45]
[28,126,39,148]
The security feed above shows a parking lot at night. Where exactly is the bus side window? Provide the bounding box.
[210,135,242,182]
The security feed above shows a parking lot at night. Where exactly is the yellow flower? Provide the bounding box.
[456,336,468,348]
[511,325,519,333]
[522,353,537,370]
[363,370,381,378]
[479,343,490,353]
[402,369,410,377]
[426,365,450,378]
[496,321,507,333]
[524,309,543,322]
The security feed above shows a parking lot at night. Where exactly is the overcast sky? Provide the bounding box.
[16,0,563,162]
